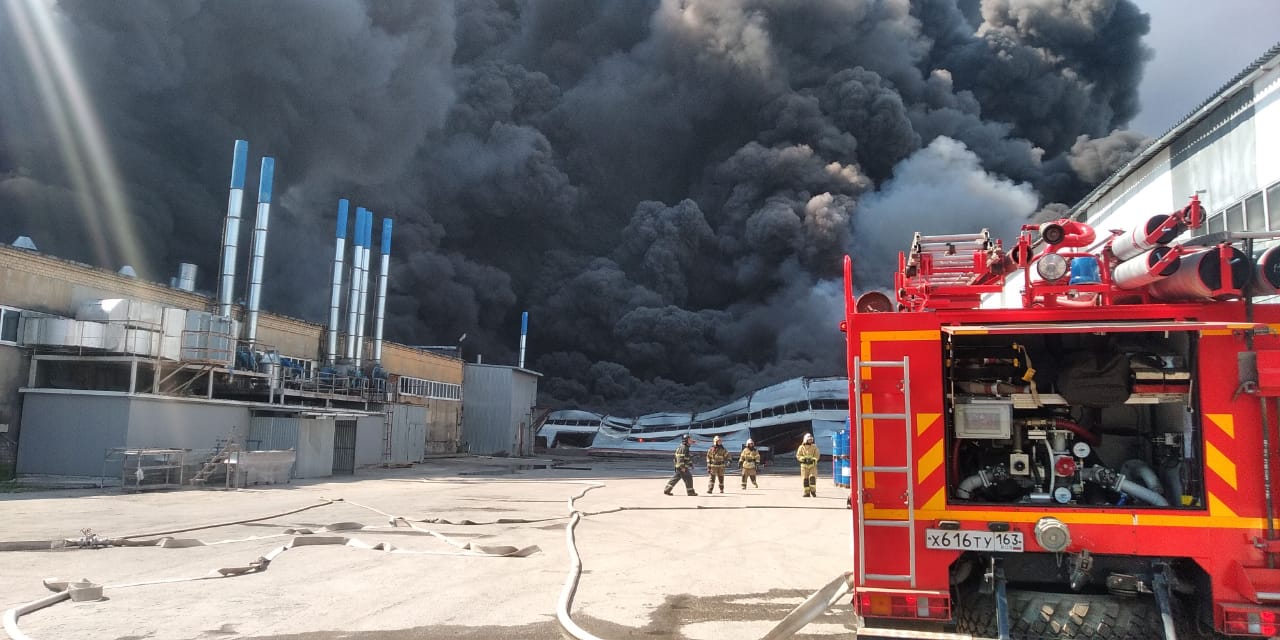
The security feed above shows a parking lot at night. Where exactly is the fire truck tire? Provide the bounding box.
[956,588,1165,640]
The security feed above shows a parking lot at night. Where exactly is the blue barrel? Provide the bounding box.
[832,430,852,487]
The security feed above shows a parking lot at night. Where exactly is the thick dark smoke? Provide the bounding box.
[0,0,1153,415]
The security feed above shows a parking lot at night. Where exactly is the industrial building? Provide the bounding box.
[994,43,1280,303]
[0,140,525,485]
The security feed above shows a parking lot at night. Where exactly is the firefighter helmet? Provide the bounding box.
[713,435,722,444]
[803,433,814,443]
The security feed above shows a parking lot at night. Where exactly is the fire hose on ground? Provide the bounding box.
[553,481,854,640]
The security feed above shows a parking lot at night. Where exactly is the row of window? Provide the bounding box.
[399,376,462,400]
[1196,181,1280,235]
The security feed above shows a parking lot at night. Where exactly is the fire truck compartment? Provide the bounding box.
[945,326,1201,509]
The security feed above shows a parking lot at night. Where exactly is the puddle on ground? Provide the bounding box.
[457,463,591,476]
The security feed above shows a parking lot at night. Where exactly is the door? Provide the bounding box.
[332,420,356,474]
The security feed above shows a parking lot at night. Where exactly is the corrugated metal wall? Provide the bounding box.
[462,365,512,455]
[389,404,427,463]
[249,416,334,478]
[461,365,539,456]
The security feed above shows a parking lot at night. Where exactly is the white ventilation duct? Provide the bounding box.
[373,217,392,364]
[244,157,274,345]
[217,140,248,317]
[326,199,349,365]
[345,207,367,361]
[354,210,374,366]
[177,263,197,292]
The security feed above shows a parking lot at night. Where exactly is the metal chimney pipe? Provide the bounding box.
[245,156,274,345]
[217,140,249,317]
[326,199,349,365]
[355,210,374,366]
[518,311,528,369]
[177,262,198,292]
[345,207,367,360]
[373,217,392,364]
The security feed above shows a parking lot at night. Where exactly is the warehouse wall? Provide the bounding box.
[16,392,130,477]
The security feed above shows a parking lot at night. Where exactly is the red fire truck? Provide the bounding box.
[842,197,1280,639]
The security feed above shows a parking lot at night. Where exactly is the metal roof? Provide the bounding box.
[1070,42,1280,220]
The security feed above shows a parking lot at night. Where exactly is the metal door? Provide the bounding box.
[332,420,356,474]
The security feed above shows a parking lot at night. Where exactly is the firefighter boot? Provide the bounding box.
[687,489,698,496]
[664,487,673,496]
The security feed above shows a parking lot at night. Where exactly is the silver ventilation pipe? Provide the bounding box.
[373,217,393,364]
[326,199,349,365]
[518,311,528,369]
[355,210,374,367]
[217,140,248,317]
[344,207,367,361]
[244,157,275,345]
[177,263,198,292]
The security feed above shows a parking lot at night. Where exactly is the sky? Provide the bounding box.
[1130,0,1279,136]
[0,1,1273,416]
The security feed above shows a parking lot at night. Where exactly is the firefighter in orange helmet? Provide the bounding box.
[705,435,731,493]
[739,438,761,489]
[796,433,820,497]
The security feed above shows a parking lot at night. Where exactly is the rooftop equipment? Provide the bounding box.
[373,217,392,364]
[326,199,349,365]
[244,157,274,345]
[217,140,249,317]
[354,210,374,367]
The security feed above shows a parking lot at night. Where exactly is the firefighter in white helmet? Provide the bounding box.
[796,433,820,497]
[705,435,731,493]
[739,438,761,489]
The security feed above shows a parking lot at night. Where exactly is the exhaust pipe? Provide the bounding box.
[1112,247,1180,289]
[217,140,249,317]
[177,262,198,292]
[1147,245,1249,301]
[518,311,528,369]
[326,199,349,366]
[345,207,367,361]
[373,217,392,364]
[355,210,374,367]
[245,157,275,345]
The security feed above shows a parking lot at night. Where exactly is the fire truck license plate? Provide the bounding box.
[925,529,1023,552]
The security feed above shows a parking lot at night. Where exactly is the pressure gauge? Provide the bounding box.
[1053,486,1073,504]
[1036,253,1069,282]
[1072,441,1092,459]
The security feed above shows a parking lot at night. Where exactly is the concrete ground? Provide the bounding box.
[0,455,857,640]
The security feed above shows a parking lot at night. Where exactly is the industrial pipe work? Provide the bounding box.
[217,140,248,318]
[326,199,349,366]
[244,157,275,345]
[344,207,366,361]
[518,310,528,369]
[354,210,374,366]
[373,217,392,364]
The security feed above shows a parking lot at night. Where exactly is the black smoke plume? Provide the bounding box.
[0,0,1152,415]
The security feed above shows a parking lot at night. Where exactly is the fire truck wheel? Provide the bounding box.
[956,587,1165,640]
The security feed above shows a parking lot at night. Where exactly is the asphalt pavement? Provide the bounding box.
[0,454,856,640]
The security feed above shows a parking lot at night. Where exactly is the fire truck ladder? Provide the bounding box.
[853,356,917,588]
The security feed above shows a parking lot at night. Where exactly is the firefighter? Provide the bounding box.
[663,434,698,496]
[796,433,820,497]
[705,435,731,493]
[739,438,761,489]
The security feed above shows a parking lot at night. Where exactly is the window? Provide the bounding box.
[1246,192,1265,230]
[1208,213,1226,235]
[0,307,21,344]
[398,375,461,400]
[1225,202,1245,232]
[1269,182,1280,231]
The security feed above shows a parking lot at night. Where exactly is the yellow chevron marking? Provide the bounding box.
[917,412,940,436]
[1209,492,1239,518]
[1205,441,1238,490]
[917,440,943,484]
[921,488,946,511]
[1205,413,1235,439]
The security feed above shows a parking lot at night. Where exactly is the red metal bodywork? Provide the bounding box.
[842,210,1280,636]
